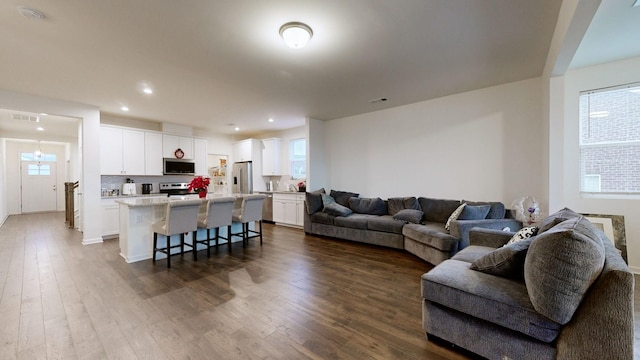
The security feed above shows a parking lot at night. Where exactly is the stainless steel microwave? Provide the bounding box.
[163,158,195,175]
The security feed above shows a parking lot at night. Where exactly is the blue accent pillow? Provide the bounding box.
[323,202,353,217]
[459,205,491,220]
[321,193,335,207]
[393,209,424,224]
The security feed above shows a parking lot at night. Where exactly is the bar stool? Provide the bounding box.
[231,194,266,247]
[194,196,236,259]
[152,199,202,268]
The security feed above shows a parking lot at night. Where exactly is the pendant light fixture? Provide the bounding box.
[279,22,313,49]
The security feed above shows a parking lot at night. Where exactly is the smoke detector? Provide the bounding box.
[17,6,45,20]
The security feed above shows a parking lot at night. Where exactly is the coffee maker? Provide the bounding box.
[142,183,153,194]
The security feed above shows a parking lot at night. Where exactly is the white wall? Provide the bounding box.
[550,56,640,272]
[320,78,545,208]
[0,139,6,226]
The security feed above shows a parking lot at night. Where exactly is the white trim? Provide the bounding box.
[82,236,104,245]
[628,265,640,275]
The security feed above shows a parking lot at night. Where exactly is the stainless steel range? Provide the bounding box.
[159,182,190,196]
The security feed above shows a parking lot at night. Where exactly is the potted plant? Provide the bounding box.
[188,176,211,198]
[297,181,306,192]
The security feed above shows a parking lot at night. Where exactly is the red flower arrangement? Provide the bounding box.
[188,176,210,195]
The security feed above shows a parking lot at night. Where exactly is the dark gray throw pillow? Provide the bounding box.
[348,197,372,214]
[470,238,533,279]
[459,205,491,220]
[330,190,359,207]
[387,197,420,216]
[463,200,506,219]
[305,188,326,215]
[368,197,388,215]
[323,202,353,217]
[393,209,424,224]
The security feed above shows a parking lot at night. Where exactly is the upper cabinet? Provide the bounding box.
[144,132,164,176]
[262,138,281,176]
[233,138,261,162]
[193,138,208,176]
[163,134,194,159]
[100,126,145,175]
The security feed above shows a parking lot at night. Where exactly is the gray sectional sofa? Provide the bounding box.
[422,208,634,359]
[303,189,520,264]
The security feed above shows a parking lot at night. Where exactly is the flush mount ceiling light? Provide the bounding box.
[17,6,45,20]
[279,22,313,49]
[121,106,129,112]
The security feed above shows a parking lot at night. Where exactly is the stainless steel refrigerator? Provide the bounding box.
[232,161,253,193]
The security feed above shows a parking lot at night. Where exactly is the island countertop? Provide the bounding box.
[116,193,245,207]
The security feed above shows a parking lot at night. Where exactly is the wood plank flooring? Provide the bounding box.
[0,212,469,360]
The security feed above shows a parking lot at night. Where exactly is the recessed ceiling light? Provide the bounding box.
[136,81,154,95]
[369,97,388,104]
[268,118,274,123]
[36,127,44,131]
[121,106,129,112]
[143,88,153,94]
[39,113,48,116]
[279,22,313,49]
[234,127,240,131]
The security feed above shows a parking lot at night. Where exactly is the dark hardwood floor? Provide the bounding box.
[0,212,469,360]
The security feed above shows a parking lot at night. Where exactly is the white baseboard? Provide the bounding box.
[628,265,640,275]
[82,237,104,245]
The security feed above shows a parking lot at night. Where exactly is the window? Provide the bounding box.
[21,152,57,161]
[579,83,640,194]
[289,138,306,179]
[27,163,51,176]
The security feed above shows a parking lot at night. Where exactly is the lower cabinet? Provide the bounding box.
[101,199,119,238]
[273,193,305,227]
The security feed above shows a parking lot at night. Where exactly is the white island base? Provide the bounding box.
[117,196,254,263]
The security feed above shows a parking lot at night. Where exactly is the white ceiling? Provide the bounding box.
[0,0,638,140]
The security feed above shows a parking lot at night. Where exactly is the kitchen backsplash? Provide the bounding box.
[101,175,195,195]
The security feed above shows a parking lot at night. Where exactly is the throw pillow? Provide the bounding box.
[387,197,420,216]
[321,193,335,207]
[305,188,326,215]
[506,226,539,245]
[368,197,388,215]
[524,216,605,325]
[323,202,353,217]
[470,238,533,279]
[458,205,491,220]
[445,203,466,231]
[330,190,360,207]
[537,207,581,233]
[393,209,424,224]
[463,200,506,219]
[348,197,370,214]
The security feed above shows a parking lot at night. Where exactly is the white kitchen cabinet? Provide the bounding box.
[101,199,119,238]
[233,138,261,162]
[193,138,208,175]
[144,132,163,175]
[273,193,305,227]
[262,138,281,176]
[163,134,195,159]
[100,126,145,175]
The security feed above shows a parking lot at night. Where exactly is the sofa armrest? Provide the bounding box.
[303,206,312,233]
[468,227,514,248]
[449,219,522,250]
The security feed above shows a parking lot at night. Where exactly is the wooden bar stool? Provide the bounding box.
[231,194,266,247]
[152,199,202,268]
[195,196,236,259]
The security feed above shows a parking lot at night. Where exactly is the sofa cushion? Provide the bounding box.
[309,211,336,225]
[506,226,538,245]
[524,216,605,325]
[348,197,388,215]
[445,204,466,231]
[387,197,420,216]
[450,245,495,263]
[323,202,353,217]
[459,205,491,220]
[367,215,404,234]
[422,259,562,342]
[393,209,424,224]
[419,197,461,223]
[470,238,533,279]
[463,201,506,219]
[537,207,581,233]
[333,213,373,230]
[305,188,326,215]
[330,190,359,207]
[403,222,458,252]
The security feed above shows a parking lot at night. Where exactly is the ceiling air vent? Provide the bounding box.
[12,114,40,122]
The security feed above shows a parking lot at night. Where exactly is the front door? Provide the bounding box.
[21,161,57,213]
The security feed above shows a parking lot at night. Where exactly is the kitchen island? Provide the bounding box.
[116,194,248,263]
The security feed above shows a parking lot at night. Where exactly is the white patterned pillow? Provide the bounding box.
[506,226,539,245]
[445,203,466,231]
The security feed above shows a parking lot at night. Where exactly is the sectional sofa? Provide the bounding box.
[421,208,634,359]
[303,189,520,264]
